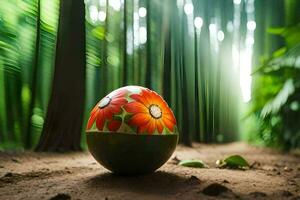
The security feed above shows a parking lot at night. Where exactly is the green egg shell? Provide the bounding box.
[86,131,178,175]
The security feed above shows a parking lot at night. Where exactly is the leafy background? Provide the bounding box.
[0,0,299,151]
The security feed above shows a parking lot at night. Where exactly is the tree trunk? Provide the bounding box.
[122,0,128,85]
[145,0,152,89]
[36,0,86,152]
[102,0,109,94]
[180,7,191,146]
[162,0,171,104]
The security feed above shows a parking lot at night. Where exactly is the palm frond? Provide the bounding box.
[261,79,294,118]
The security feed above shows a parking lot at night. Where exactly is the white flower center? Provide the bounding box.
[98,97,111,108]
[149,104,162,119]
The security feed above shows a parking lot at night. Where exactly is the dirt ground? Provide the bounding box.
[0,142,300,200]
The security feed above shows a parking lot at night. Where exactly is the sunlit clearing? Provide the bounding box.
[226,21,234,32]
[232,45,239,71]
[209,23,217,33]
[99,0,106,7]
[247,20,256,31]
[209,23,218,52]
[89,5,98,22]
[134,12,139,21]
[239,50,252,103]
[133,12,139,46]
[139,27,147,44]
[194,17,203,29]
[246,37,254,45]
[109,0,121,11]
[177,0,184,8]
[217,30,224,42]
[233,0,241,5]
[98,11,106,22]
[138,7,147,18]
[126,28,133,54]
[184,3,193,15]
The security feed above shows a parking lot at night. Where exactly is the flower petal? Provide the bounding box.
[128,113,150,127]
[87,109,98,129]
[102,108,114,120]
[96,111,105,130]
[111,89,126,98]
[124,101,148,114]
[137,117,154,134]
[111,97,127,106]
[130,93,150,107]
[141,89,154,106]
[148,91,162,104]
[156,119,164,134]
[137,124,147,134]
[162,116,175,132]
[163,112,177,124]
[107,104,122,114]
[108,120,122,132]
[146,119,156,134]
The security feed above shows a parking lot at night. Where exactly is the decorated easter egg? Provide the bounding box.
[86,86,178,175]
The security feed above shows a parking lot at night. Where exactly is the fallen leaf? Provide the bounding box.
[216,155,249,169]
[178,159,207,168]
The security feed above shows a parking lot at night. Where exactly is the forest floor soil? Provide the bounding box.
[0,142,300,200]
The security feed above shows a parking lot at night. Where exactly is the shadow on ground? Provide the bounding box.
[84,170,299,200]
[86,171,197,195]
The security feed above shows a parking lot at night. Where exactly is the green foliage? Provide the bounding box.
[178,159,207,168]
[0,0,59,149]
[251,22,300,150]
[1,0,245,149]
[216,155,249,169]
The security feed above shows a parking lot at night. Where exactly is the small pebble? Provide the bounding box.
[11,158,20,163]
[262,165,274,171]
[284,166,293,172]
[276,190,293,197]
[248,191,267,197]
[289,180,298,186]
[49,193,71,200]
[186,175,201,185]
[171,156,180,164]
[3,172,13,177]
[202,183,230,196]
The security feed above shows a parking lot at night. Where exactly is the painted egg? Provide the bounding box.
[86,86,178,175]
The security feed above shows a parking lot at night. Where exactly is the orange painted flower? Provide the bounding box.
[124,89,176,134]
[87,89,127,131]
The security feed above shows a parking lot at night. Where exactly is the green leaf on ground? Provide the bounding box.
[216,155,250,169]
[178,159,207,168]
